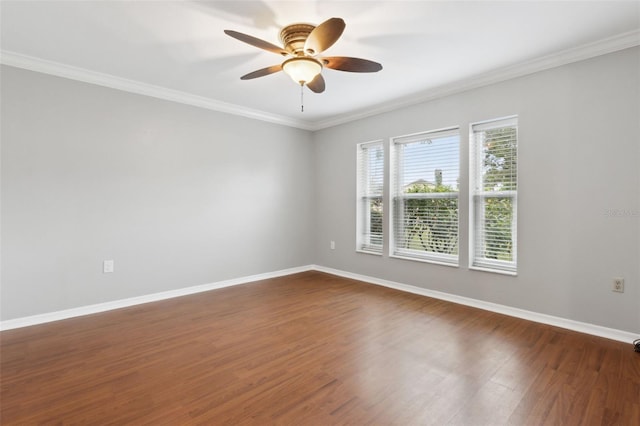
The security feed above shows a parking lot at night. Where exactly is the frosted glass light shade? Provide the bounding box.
[282,58,322,84]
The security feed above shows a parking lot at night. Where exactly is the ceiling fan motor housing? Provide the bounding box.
[279,24,316,55]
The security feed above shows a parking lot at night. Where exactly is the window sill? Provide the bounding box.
[356,249,383,256]
[469,265,517,276]
[390,254,458,268]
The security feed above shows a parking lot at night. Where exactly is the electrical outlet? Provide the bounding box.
[103,260,114,273]
[612,277,624,293]
[330,241,335,250]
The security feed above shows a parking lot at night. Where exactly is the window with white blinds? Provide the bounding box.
[391,128,460,265]
[470,117,518,274]
[357,141,384,254]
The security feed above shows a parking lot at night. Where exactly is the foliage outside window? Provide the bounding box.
[391,128,460,265]
[357,141,384,253]
[470,117,518,273]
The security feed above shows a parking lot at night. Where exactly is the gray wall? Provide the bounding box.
[1,66,314,320]
[2,47,639,334]
[313,47,640,334]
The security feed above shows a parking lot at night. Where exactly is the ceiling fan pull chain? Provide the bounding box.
[300,82,304,112]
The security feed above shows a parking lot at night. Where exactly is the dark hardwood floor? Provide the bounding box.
[1,271,639,425]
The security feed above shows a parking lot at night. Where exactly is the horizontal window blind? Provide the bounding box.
[470,117,518,273]
[357,141,384,253]
[391,128,460,264]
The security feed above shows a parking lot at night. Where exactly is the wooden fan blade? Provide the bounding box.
[224,30,288,56]
[240,65,283,80]
[306,74,326,93]
[304,18,345,55]
[323,56,383,72]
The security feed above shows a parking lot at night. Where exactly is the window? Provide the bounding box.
[356,141,384,254]
[391,128,460,265]
[470,117,518,274]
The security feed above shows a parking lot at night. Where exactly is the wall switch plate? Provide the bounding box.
[612,277,624,293]
[330,241,335,250]
[103,260,114,273]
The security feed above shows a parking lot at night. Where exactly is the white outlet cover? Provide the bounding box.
[612,277,624,293]
[103,260,114,273]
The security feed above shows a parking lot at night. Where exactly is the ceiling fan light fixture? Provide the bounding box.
[225,17,382,96]
[282,57,322,85]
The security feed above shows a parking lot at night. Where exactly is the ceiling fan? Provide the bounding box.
[224,17,382,94]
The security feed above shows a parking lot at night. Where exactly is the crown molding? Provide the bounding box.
[2,29,638,132]
[0,50,315,131]
[310,29,640,131]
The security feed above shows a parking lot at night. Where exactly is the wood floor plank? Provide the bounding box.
[1,271,639,425]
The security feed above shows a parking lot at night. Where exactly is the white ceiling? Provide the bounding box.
[2,1,639,130]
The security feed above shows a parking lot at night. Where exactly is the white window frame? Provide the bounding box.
[469,116,518,275]
[356,140,384,255]
[390,127,460,266]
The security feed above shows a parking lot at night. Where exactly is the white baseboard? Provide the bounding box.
[311,265,638,344]
[2,264,637,345]
[0,265,313,331]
